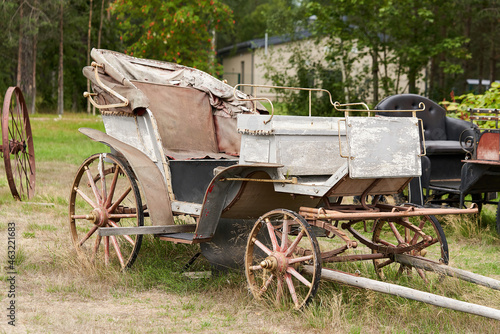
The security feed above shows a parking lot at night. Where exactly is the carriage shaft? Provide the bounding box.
[304,266,500,321]
[394,254,500,291]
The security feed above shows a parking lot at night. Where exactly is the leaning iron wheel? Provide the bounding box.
[69,153,143,270]
[1,86,35,200]
[372,214,448,282]
[245,209,321,309]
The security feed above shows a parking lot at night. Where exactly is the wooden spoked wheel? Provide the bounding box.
[245,209,321,309]
[1,86,35,200]
[372,214,448,282]
[69,153,143,270]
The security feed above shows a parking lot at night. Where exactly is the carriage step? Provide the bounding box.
[158,232,210,244]
[98,224,196,236]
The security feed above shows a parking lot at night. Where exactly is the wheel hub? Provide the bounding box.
[260,252,288,274]
[9,139,26,155]
[90,207,108,227]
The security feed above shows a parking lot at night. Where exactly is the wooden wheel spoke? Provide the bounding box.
[284,230,305,257]
[377,239,397,248]
[105,165,121,208]
[98,155,107,205]
[108,186,132,213]
[108,213,138,219]
[405,225,411,244]
[259,274,274,295]
[85,167,102,204]
[78,225,98,246]
[411,218,432,245]
[417,268,428,283]
[280,218,290,252]
[266,219,280,251]
[285,273,299,307]
[288,254,313,265]
[104,236,110,266]
[388,222,405,244]
[427,238,438,247]
[74,187,98,209]
[91,235,102,262]
[253,239,272,256]
[418,217,426,230]
[376,258,394,269]
[108,220,135,246]
[287,266,312,288]
[110,235,125,268]
[250,265,263,271]
[276,275,283,304]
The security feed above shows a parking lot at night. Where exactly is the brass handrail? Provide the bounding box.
[83,62,129,110]
[233,84,336,124]
[333,101,425,118]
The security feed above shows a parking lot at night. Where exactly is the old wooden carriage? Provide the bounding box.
[70,49,499,317]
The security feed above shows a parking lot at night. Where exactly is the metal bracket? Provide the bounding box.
[338,119,349,159]
[418,119,427,157]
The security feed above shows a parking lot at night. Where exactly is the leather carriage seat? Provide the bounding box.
[375,94,473,155]
[133,82,242,160]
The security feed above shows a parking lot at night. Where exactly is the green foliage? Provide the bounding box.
[305,0,471,99]
[218,0,302,48]
[110,0,234,74]
[262,44,354,117]
[441,82,500,126]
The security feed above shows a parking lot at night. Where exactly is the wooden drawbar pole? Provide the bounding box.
[303,266,500,321]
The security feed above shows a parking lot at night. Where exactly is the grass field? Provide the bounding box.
[0,113,499,333]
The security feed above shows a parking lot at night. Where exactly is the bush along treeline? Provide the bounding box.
[1,0,499,115]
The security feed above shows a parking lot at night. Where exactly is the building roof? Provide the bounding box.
[218,30,312,56]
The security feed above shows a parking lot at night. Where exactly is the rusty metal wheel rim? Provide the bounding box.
[2,86,36,200]
[245,209,321,309]
[69,153,143,270]
[372,215,448,282]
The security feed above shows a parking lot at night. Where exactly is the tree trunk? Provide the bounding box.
[16,0,23,87]
[371,47,379,103]
[58,0,64,115]
[98,0,105,48]
[31,0,39,115]
[463,4,472,92]
[31,29,37,114]
[408,67,417,94]
[87,0,93,114]
[478,55,484,93]
[429,57,436,99]
[489,31,497,85]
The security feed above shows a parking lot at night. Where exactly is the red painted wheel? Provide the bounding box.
[245,209,321,309]
[69,153,143,270]
[1,87,36,200]
[372,214,448,282]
